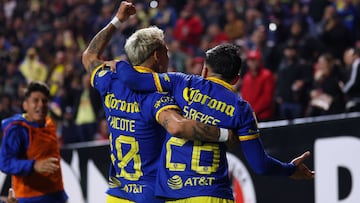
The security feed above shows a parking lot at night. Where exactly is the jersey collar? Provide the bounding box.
[206,77,236,92]
[134,66,155,73]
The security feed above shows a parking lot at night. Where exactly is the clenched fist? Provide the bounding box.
[116,1,136,22]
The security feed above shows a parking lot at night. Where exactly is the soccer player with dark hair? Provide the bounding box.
[0,81,68,203]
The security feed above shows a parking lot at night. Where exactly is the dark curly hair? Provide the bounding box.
[205,43,242,82]
[24,81,50,99]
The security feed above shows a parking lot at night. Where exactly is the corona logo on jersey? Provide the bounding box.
[182,87,235,117]
[104,93,140,113]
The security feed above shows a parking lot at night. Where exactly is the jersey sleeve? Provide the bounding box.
[150,93,180,122]
[116,61,179,93]
[236,101,295,176]
[240,138,296,176]
[0,125,34,176]
[236,101,260,141]
[90,63,116,96]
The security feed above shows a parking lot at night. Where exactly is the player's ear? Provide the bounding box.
[153,50,159,61]
[201,66,208,78]
[231,74,240,85]
[23,99,28,112]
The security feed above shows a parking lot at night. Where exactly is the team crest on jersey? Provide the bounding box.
[167,175,183,190]
[98,70,108,77]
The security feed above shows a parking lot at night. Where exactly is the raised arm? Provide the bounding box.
[82,1,136,73]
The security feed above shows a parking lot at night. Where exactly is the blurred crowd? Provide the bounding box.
[0,0,360,145]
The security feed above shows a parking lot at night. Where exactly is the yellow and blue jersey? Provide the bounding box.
[116,62,296,200]
[152,74,258,200]
[91,61,179,203]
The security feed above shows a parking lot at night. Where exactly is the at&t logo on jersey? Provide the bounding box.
[167,175,183,190]
[167,175,216,190]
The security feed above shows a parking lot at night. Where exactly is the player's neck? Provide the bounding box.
[140,58,158,72]
[207,72,231,83]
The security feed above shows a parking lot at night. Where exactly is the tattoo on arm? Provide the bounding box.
[191,122,218,141]
[88,60,103,74]
[162,117,169,130]
[160,109,218,141]
[85,25,115,73]
[87,25,115,55]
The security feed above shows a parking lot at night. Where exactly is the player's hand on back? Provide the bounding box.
[104,60,117,72]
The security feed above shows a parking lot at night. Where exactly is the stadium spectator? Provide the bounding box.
[333,0,358,41]
[206,23,230,48]
[136,2,156,29]
[195,0,223,30]
[275,41,313,119]
[241,49,275,121]
[168,40,188,72]
[149,0,178,30]
[1,62,26,97]
[47,50,66,97]
[72,74,102,142]
[224,9,246,42]
[342,47,360,112]
[319,5,354,60]
[19,47,48,83]
[173,2,203,52]
[60,106,79,145]
[0,93,20,126]
[307,53,345,116]
[307,0,331,26]
[285,19,323,66]
[0,34,11,71]
[246,25,279,72]
[193,35,211,58]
